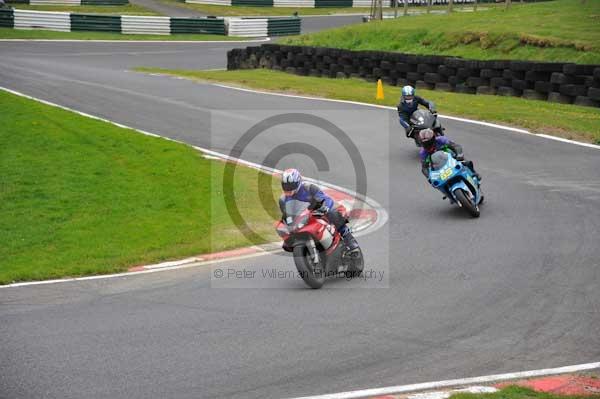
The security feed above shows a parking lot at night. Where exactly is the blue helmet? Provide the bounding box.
[281,168,302,193]
[401,85,415,103]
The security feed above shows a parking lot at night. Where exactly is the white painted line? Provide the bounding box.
[0,86,386,288]
[286,362,600,399]
[536,134,600,149]
[211,83,600,150]
[1,249,276,288]
[0,38,270,43]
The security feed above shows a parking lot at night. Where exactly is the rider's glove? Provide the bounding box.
[317,204,329,214]
[456,153,465,161]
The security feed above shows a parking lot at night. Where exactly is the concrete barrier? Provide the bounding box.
[5,10,230,35]
[228,17,268,37]
[121,15,170,34]
[14,9,70,31]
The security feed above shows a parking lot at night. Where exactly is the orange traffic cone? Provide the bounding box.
[376,79,384,100]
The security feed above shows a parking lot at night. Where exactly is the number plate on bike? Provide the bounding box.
[440,167,453,180]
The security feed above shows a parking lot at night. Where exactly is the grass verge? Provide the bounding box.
[134,67,600,144]
[451,386,597,399]
[0,89,279,284]
[0,27,244,41]
[10,4,161,15]
[281,0,600,64]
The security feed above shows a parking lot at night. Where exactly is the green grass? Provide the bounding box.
[281,0,600,64]
[0,27,242,40]
[11,3,161,15]
[135,67,600,144]
[0,89,279,284]
[451,385,597,399]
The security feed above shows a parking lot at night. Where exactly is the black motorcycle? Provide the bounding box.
[406,109,444,147]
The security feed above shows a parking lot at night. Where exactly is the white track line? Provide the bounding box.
[1,250,277,288]
[286,362,600,399]
[0,86,387,288]
[211,83,600,150]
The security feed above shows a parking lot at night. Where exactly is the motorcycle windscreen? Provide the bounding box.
[431,151,449,171]
[410,109,435,128]
[284,199,309,225]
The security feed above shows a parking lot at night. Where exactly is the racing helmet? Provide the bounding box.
[401,85,415,104]
[281,168,302,195]
[419,128,436,150]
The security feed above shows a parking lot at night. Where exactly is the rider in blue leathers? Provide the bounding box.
[418,129,480,180]
[279,168,359,251]
[397,85,440,137]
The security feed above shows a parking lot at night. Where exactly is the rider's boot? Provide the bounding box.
[340,226,359,252]
[464,160,482,181]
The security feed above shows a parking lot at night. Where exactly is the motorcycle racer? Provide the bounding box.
[279,168,359,251]
[418,129,481,180]
[397,85,441,137]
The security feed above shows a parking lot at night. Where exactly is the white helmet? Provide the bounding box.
[281,168,302,194]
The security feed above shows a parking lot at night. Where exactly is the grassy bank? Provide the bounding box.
[282,0,600,64]
[10,3,160,15]
[0,27,243,40]
[135,67,600,144]
[0,89,279,284]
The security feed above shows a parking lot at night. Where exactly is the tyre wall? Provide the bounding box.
[227,44,600,107]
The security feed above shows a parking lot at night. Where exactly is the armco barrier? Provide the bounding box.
[267,16,300,36]
[70,13,121,31]
[3,9,289,36]
[274,0,315,7]
[121,15,169,34]
[226,17,299,37]
[232,0,273,5]
[0,9,14,28]
[186,0,231,5]
[170,17,226,34]
[227,44,600,107]
[227,17,267,37]
[314,0,352,7]
[82,0,129,4]
[8,0,129,4]
[352,0,375,6]
[14,9,70,31]
[30,0,80,5]
[187,0,474,7]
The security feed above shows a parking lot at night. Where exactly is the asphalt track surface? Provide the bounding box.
[1,41,600,399]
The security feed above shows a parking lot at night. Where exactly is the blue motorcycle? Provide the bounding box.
[427,150,483,218]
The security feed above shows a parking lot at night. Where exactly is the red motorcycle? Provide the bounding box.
[276,200,364,289]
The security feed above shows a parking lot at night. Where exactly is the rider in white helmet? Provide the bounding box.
[397,85,439,137]
[279,168,359,251]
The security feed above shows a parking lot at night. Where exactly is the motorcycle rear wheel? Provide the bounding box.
[454,188,480,218]
[293,245,326,289]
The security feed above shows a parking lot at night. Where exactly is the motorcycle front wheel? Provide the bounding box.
[454,188,480,218]
[293,245,326,289]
